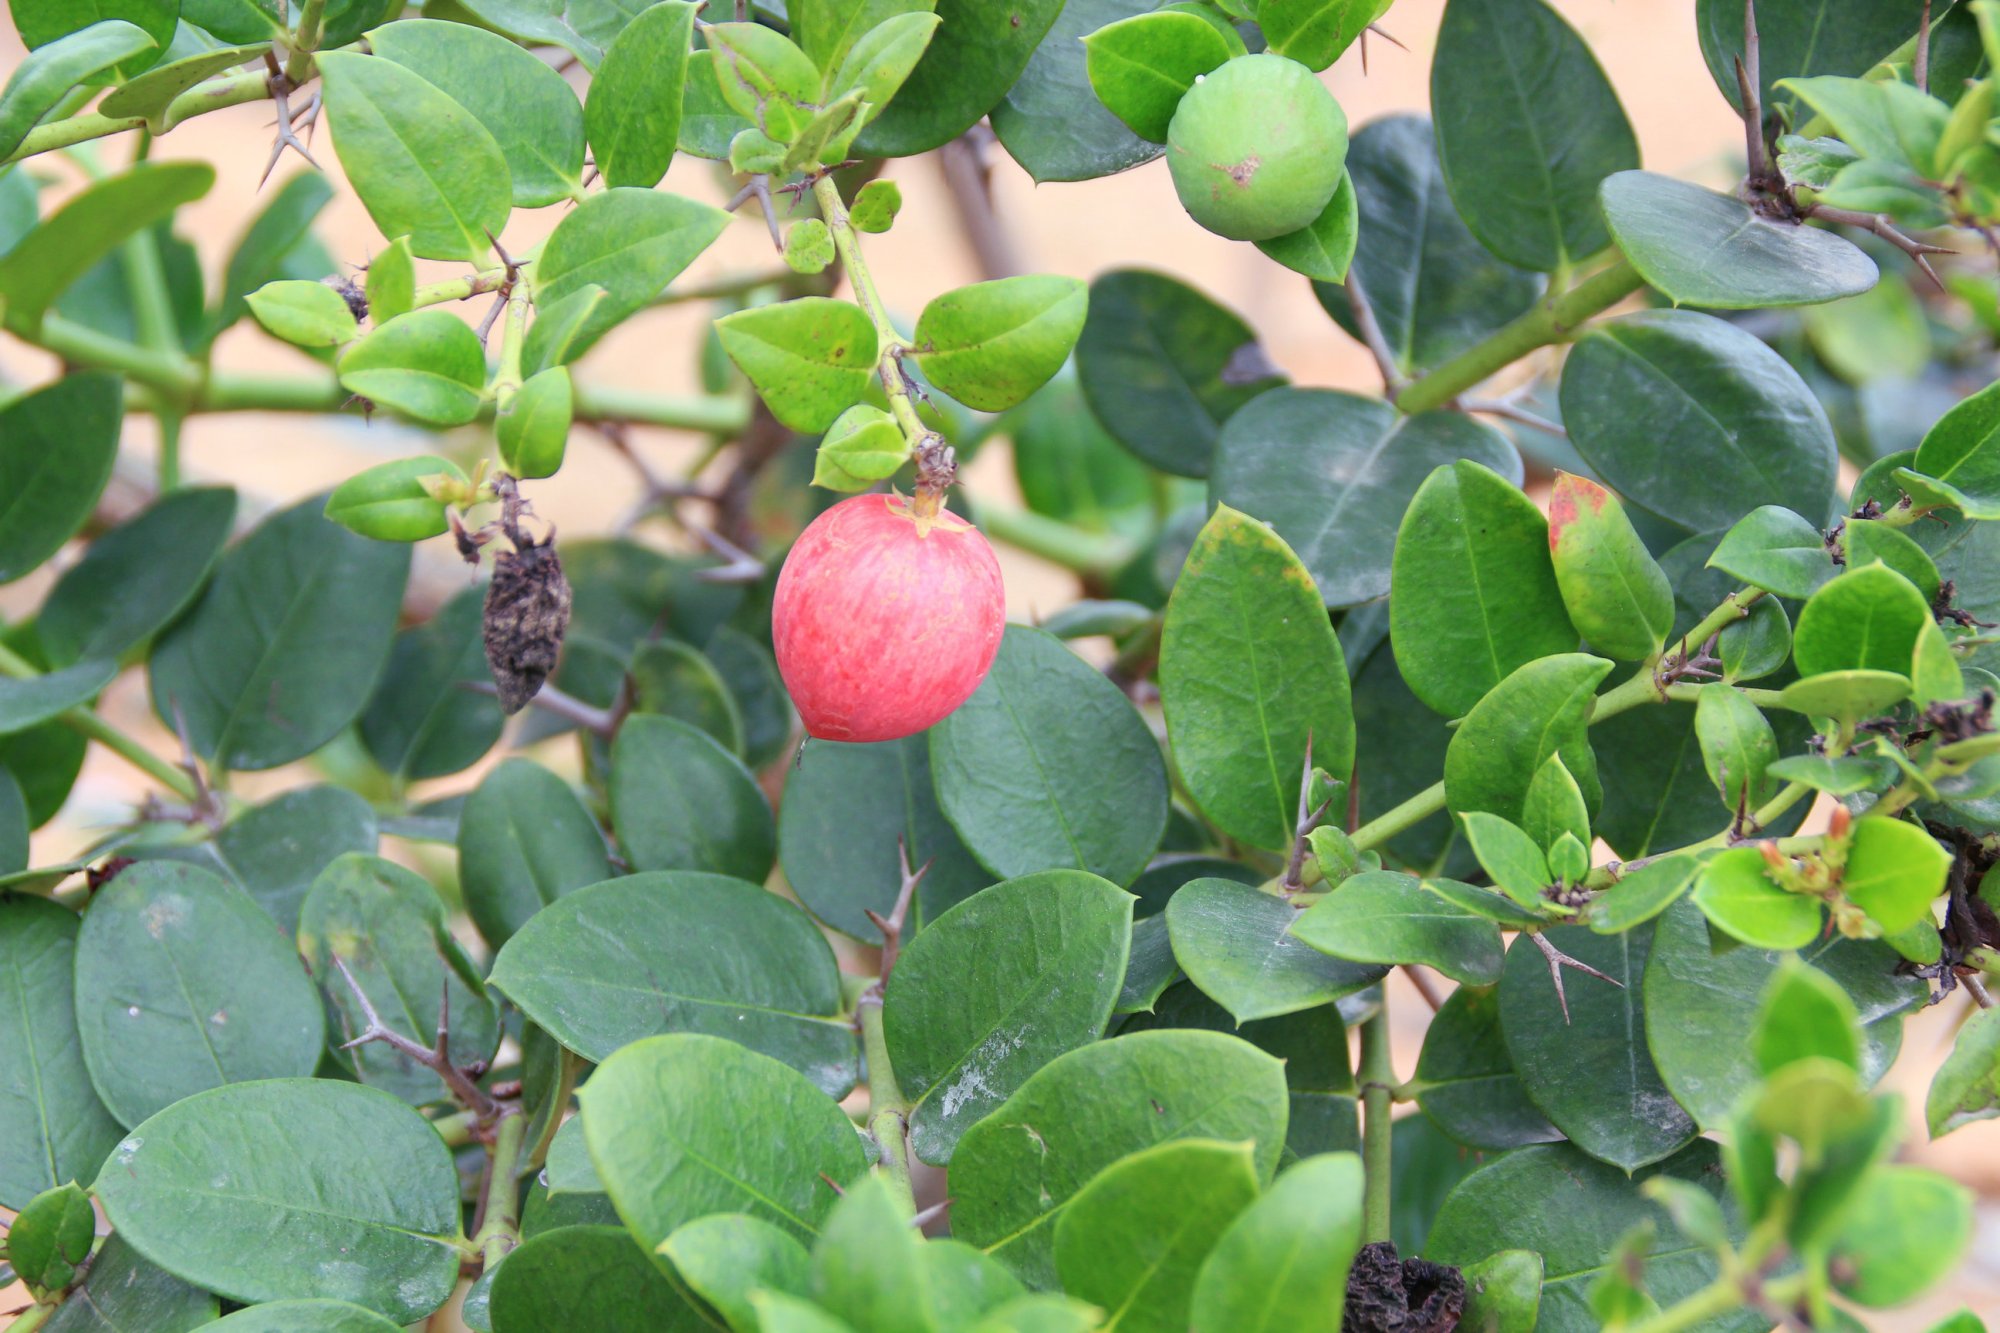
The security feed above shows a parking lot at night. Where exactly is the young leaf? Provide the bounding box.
[1547,473,1674,660]
[210,171,336,341]
[1707,505,1835,598]
[706,21,821,142]
[1843,518,1941,601]
[1165,876,1385,1023]
[323,455,469,542]
[849,179,903,232]
[1254,173,1360,282]
[524,189,729,364]
[7,1181,96,1297]
[586,1,696,190]
[1794,563,1935,680]
[1843,817,1951,935]
[1461,811,1552,910]
[93,1080,464,1323]
[579,1033,867,1246]
[716,298,879,433]
[1694,684,1778,811]
[1160,504,1353,850]
[810,404,907,491]
[1587,855,1699,935]
[914,275,1086,412]
[1692,847,1822,950]
[498,366,574,480]
[1081,9,1235,143]
[1754,957,1862,1078]
[337,310,488,427]
[1431,0,1638,271]
[809,1176,932,1333]
[246,279,359,348]
[829,10,941,114]
[1444,653,1611,826]
[1828,1167,1973,1308]
[1927,1006,2000,1138]
[1258,0,1379,70]
[1521,751,1591,857]
[659,1214,812,1333]
[74,862,324,1128]
[1908,375,2000,520]
[885,870,1131,1163]
[366,236,415,325]
[317,51,511,264]
[491,871,857,1095]
[1289,870,1504,985]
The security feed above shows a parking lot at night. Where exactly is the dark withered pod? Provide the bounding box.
[483,530,571,714]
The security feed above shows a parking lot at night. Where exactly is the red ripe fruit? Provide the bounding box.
[773,493,1006,743]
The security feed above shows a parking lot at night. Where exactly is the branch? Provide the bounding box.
[1280,734,1334,894]
[1806,203,1955,288]
[460,680,619,738]
[937,126,1026,280]
[864,838,929,989]
[1357,1005,1394,1244]
[1735,0,1776,190]
[1916,0,1933,95]
[1341,270,1409,401]
[1,69,273,167]
[329,957,501,1122]
[1457,397,1565,436]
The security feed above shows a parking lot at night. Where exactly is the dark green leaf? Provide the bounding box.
[490,1225,705,1331]
[1415,984,1560,1151]
[931,625,1167,886]
[93,1079,463,1322]
[447,0,649,68]
[1391,460,1576,717]
[585,2,695,190]
[1349,637,1467,870]
[992,0,1164,180]
[0,163,212,333]
[1074,269,1285,478]
[1696,0,1919,117]
[951,1029,1288,1287]
[40,1236,216,1333]
[0,660,113,735]
[1118,913,1182,1014]
[0,374,121,584]
[38,486,234,667]
[370,19,587,209]
[215,785,379,933]
[360,586,504,781]
[1009,374,1153,541]
[491,871,857,1095]
[148,494,409,771]
[523,188,729,365]
[886,870,1132,1163]
[579,1033,866,1245]
[1168,877,1386,1022]
[1291,871,1504,985]
[74,862,323,1127]
[1600,171,1878,309]
[1908,375,2000,520]
[1212,389,1520,608]
[1431,0,1638,271]
[202,1300,406,1332]
[1188,1152,1363,1333]
[856,0,1063,157]
[1560,310,1840,533]
[457,757,612,949]
[1160,504,1353,849]
[609,715,775,880]
[0,898,122,1208]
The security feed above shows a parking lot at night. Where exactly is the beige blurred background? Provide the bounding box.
[3,1,1996,1327]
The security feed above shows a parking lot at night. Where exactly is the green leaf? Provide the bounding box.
[1080,9,1233,143]
[1927,1005,2000,1137]
[1431,0,1638,271]
[494,366,573,481]
[812,403,910,491]
[94,1079,462,1322]
[368,19,586,209]
[457,758,611,948]
[366,235,415,326]
[931,625,1167,887]
[1254,173,1360,283]
[777,734,991,940]
[1522,754,1591,859]
[446,0,648,69]
[659,1213,811,1333]
[1843,517,1941,601]
[849,178,903,232]
[1166,877,1385,1022]
[786,217,837,275]
[74,862,322,1128]
[211,786,379,934]
[1830,1166,1973,1308]
[0,374,122,584]
[524,188,728,365]
[38,486,233,667]
[1413,985,1560,1150]
[246,279,358,348]
[1259,0,1375,69]
[886,870,1131,1163]
[808,1176,935,1333]
[0,21,157,159]
[990,0,1162,182]
[1908,375,2000,519]
[0,899,121,1208]
[0,660,113,735]
[830,10,941,113]
[1461,812,1552,910]
[490,1225,704,1331]
[857,0,1062,157]
[148,494,410,771]
[323,455,469,542]
[609,715,775,881]
[210,171,336,341]
[1074,269,1285,478]
[1778,669,1913,724]
[585,1,695,189]
[1314,116,1543,378]
[201,1301,419,1332]
[1546,472,1673,660]
[716,298,878,433]
[1055,1139,1259,1333]
[1160,504,1353,849]
[1290,871,1504,985]
[1794,563,1934,680]
[492,871,856,1094]
[98,44,270,134]
[39,1236,216,1333]
[317,51,509,263]
[1560,310,1840,533]
[951,1029,1288,1287]
[337,310,488,427]
[1390,462,1576,718]
[580,1033,867,1245]
[359,586,505,780]
[1457,1250,1544,1333]
[1707,505,1835,598]
[1600,170,1878,309]
[1500,922,1696,1170]
[1697,0,1917,118]
[7,1182,96,1297]
[1844,817,1951,934]
[1755,956,1861,1077]
[915,276,1086,412]
[626,639,743,756]
[297,853,500,1104]
[1692,847,1823,950]
[1766,752,1894,798]
[1188,1152,1361,1332]
[705,21,819,141]
[0,162,211,332]
[1211,389,1521,608]
[1645,898,1920,1130]
[1588,855,1700,935]
[1445,653,1609,825]
[1695,684,1778,810]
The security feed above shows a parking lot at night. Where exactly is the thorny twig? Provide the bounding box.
[1357,23,1407,76]
[1655,632,1724,692]
[863,838,931,999]
[259,50,321,187]
[330,956,502,1124]
[459,679,619,737]
[1281,733,1336,894]
[686,520,766,584]
[1734,0,1775,193]
[1342,271,1408,401]
[1530,931,1623,1025]
[1458,397,1566,436]
[938,126,1024,280]
[1806,204,1955,288]
[726,174,786,250]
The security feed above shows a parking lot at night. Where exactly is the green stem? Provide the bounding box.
[37,314,201,394]
[1358,1004,1394,1245]
[1621,1276,1747,1333]
[0,644,200,802]
[122,220,188,489]
[1396,258,1644,415]
[493,283,531,406]
[1351,782,1447,857]
[2,71,272,167]
[8,1302,56,1333]
[472,1111,527,1270]
[414,268,511,311]
[812,175,927,446]
[970,500,1139,576]
[859,998,917,1211]
[431,1110,478,1150]
[521,1049,584,1178]
[286,0,328,83]
[1660,682,1789,710]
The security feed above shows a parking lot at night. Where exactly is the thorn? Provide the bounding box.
[817,1171,847,1196]
[259,54,322,187]
[910,1197,952,1230]
[1807,204,1957,290]
[1530,931,1622,1025]
[474,290,508,346]
[865,837,931,990]
[1364,22,1407,53]
[328,955,500,1120]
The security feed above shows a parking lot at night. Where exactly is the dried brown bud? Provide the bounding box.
[483,532,571,714]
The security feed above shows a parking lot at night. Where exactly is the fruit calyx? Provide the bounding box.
[907,431,958,534]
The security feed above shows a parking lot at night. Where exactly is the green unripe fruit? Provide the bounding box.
[1166,53,1348,242]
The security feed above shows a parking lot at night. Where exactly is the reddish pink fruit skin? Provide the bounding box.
[773,493,1007,743]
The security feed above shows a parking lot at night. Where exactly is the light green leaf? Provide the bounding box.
[498,366,574,480]
[1444,653,1610,826]
[1694,684,1778,810]
[1692,847,1822,950]
[658,1213,811,1333]
[1843,817,1951,934]
[98,44,268,133]
[1290,871,1504,985]
[1166,876,1385,1022]
[585,1,695,189]
[1258,0,1376,70]
[813,403,910,492]
[1081,9,1234,143]
[1909,375,2000,519]
[915,275,1086,412]
[716,297,878,433]
[1707,505,1835,598]
[1547,472,1674,660]
[0,21,158,159]
[323,455,468,541]
[337,310,488,427]
[523,189,729,365]
[246,279,358,347]
[1254,173,1360,282]
[1927,1005,2000,1137]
